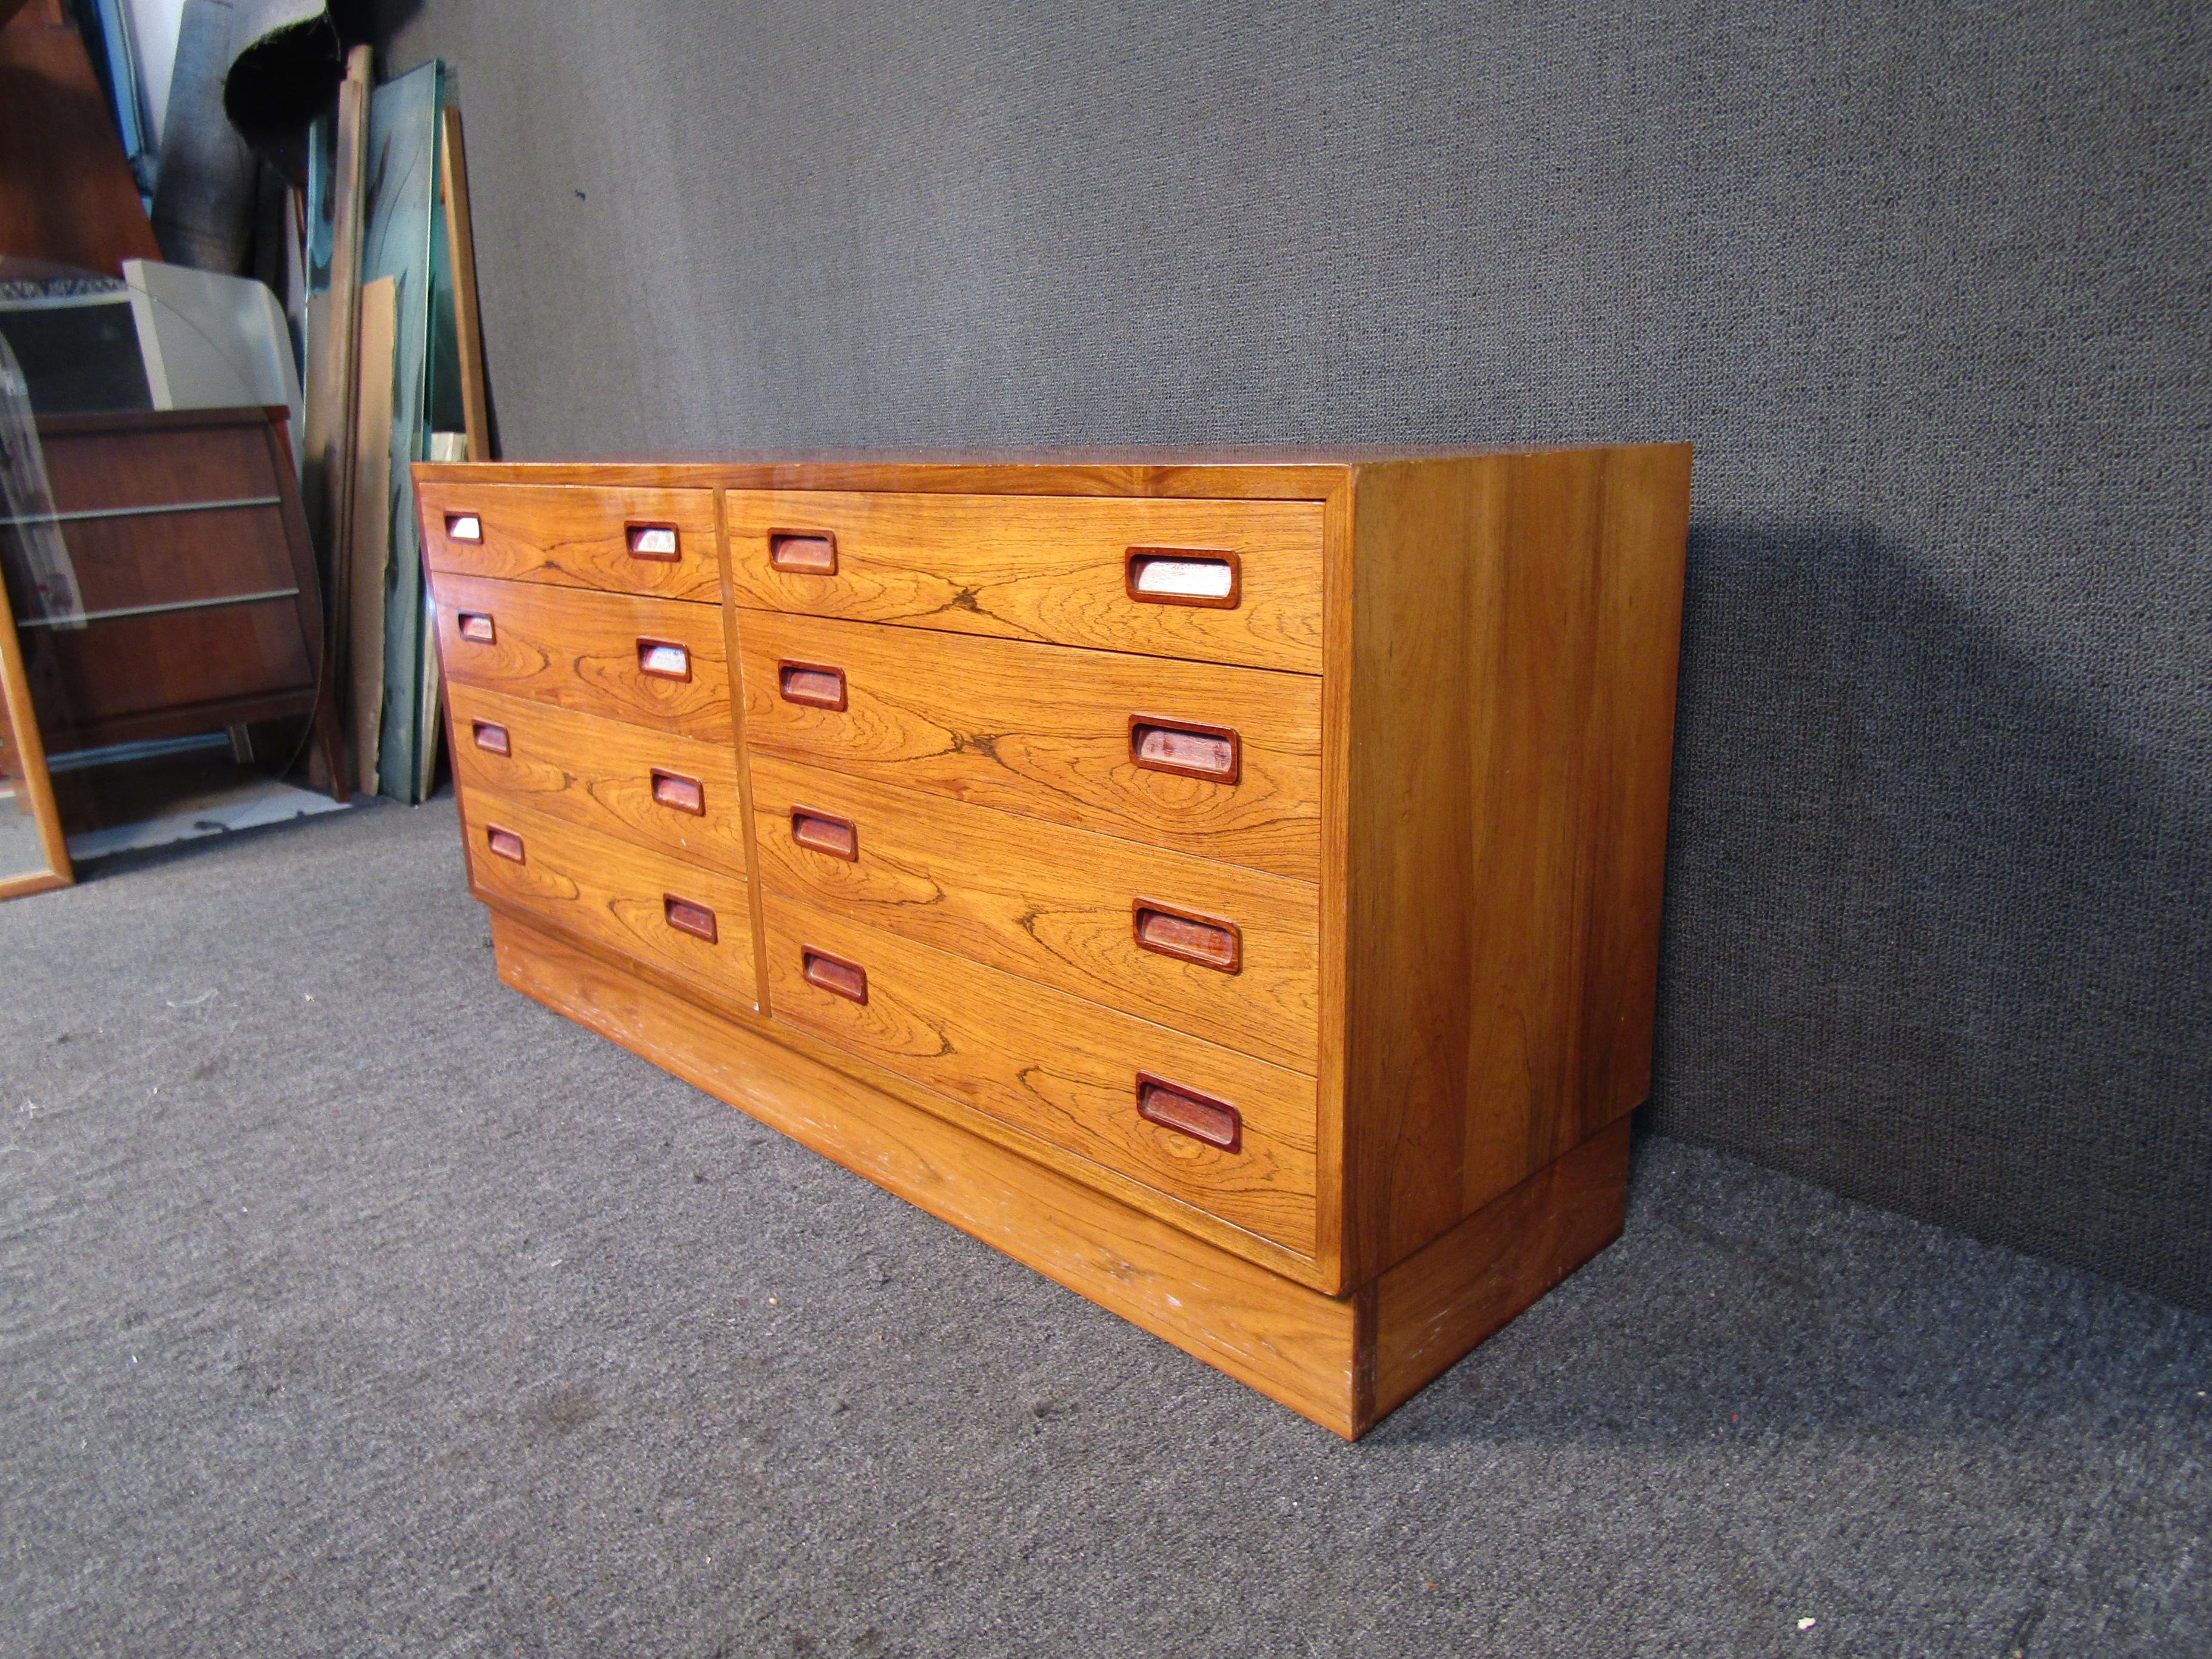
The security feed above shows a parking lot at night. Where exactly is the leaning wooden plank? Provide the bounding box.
[306,45,373,777]
[438,106,491,461]
[348,276,397,798]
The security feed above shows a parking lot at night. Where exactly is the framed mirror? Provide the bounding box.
[0,569,71,900]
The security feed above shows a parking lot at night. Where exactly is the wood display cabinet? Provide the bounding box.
[1,406,345,789]
[415,449,1691,1438]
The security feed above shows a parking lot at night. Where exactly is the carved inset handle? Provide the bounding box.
[627,523,680,561]
[1133,899,1242,973]
[457,611,496,644]
[651,768,705,815]
[1136,1073,1241,1152]
[444,511,483,543]
[1129,716,1239,784]
[484,825,525,862]
[470,720,511,757]
[769,531,838,575]
[802,947,868,1004]
[791,806,859,860]
[778,660,847,711]
[663,894,718,943]
[637,638,691,681]
[1126,548,1241,609]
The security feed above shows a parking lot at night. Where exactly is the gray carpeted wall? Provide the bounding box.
[382,2,2212,1309]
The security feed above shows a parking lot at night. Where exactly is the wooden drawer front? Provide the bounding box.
[749,754,1319,1073]
[420,481,720,602]
[432,571,733,741]
[448,683,749,871]
[737,612,1321,882]
[461,794,757,1011]
[726,491,1324,674]
[762,890,1316,1255]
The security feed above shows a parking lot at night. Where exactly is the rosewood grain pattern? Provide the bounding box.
[420,458,1353,506]
[463,793,756,1011]
[446,683,749,870]
[1339,448,1692,1283]
[1369,1117,1631,1418]
[746,752,1320,1071]
[737,611,1322,882]
[491,913,1366,1434]
[760,888,1319,1256]
[418,481,720,600]
[726,490,1324,672]
[419,446,1690,1433]
[431,570,732,740]
[492,860,1328,1285]
[492,913,1634,1438]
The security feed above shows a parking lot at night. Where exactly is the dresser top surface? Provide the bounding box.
[414,444,1687,501]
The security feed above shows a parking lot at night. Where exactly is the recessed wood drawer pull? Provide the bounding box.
[470,720,511,756]
[1127,548,1240,608]
[1136,1073,1241,1152]
[1129,716,1239,784]
[484,825,525,862]
[663,895,718,943]
[769,531,838,575]
[444,512,482,543]
[651,768,705,814]
[627,523,680,560]
[778,660,848,711]
[791,806,859,860]
[1133,900,1242,973]
[637,638,691,680]
[802,947,868,1004]
[457,611,495,644]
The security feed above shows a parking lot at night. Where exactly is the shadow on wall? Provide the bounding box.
[1649,518,2212,1309]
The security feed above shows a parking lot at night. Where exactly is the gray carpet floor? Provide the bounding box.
[2,797,2205,1659]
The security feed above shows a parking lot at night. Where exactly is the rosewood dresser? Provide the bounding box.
[414,449,1691,1438]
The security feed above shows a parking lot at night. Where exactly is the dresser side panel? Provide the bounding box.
[1341,458,1495,1281]
[1341,448,1689,1284]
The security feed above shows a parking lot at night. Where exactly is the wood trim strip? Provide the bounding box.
[715,486,778,1019]
[418,459,1358,501]
[0,568,73,894]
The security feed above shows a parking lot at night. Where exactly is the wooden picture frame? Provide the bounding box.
[0,567,72,900]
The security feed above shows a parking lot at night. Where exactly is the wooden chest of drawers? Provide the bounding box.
[415,450,1691,1438]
